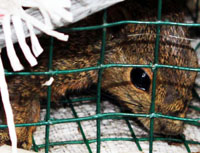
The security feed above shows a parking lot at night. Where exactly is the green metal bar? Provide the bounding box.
[5,64,150,76]
[60,97,96,104]
[149,0,162,153]
[32,136,39,152]
[149,73,156,153]
[125,119,143,151]
[118,106,143,151]
[45,37,54,153]
[5,64,151,76]
[1,113,200,128]
[34,136,200,149]
[195,42,200,51]
[189,105,200,112]
[151,64,200,71]
[59,20,200,33]
[5,63,200,76]
[180,135,191,153]
[96,9,107,153]
[68,100,93,153]
[185,120,200,126]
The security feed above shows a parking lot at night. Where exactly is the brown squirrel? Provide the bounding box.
[0,0,198,149]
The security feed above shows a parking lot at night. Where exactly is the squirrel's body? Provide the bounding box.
[0,0,198,149]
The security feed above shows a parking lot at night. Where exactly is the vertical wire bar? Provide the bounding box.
[153,0,162,65]
[68,99,93,153]
[32,136,39,152]
[125,119,142,151]
[45,37,54,153]
[149,0,162,153]
[149,70,157,153]
[181,135,191,153]
[194,42,200,51]
[119,106,142,151]
[96,9,107,153]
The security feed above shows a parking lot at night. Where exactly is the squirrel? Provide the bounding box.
[0,0,198,149]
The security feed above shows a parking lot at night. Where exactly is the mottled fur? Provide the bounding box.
[0,0,198,149]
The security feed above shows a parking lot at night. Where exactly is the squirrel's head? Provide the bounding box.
[102,22,198,135]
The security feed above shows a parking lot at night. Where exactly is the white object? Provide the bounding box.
[0,0,72,153]
[0,0,72,71]
[0,0,124,48]
[42,77,54,86]
[0,49,17,153]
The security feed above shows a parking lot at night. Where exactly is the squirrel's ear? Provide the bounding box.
[107,5,132,23]
[106,4,133,37]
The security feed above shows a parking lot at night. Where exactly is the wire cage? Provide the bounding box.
[1,0,200,153]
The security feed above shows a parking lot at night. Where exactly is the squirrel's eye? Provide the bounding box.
[130,68,151,92]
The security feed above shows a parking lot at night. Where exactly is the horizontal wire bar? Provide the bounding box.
[33,136,200,149]
[60,97,96,103]
[59,20,200,32]
[0,113,200,128]
[5,64,200,76]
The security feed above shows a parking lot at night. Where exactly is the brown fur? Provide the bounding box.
[0,0,198,149]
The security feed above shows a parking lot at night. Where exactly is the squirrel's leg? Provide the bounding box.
[0,92,40,149]
[52,70,99,97]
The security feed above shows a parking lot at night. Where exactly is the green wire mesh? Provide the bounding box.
[1,0,200,153]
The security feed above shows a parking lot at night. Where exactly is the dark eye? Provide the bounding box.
[130,68,151,92]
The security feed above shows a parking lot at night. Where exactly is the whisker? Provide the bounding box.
[128,33,196,41]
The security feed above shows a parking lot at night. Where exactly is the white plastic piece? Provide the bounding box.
[22,0,72,9]
[0,0,72,71]
[12,15,38,67]
[21,0,73,26]
[38,7,52,28]
[0,51,17,153]
[0,1,72,153]
[2,15,24,71]
[42,77,54,86]
[21,11,69,41]
[26,21,43,57]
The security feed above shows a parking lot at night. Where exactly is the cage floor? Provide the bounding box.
[33,96,200,153]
